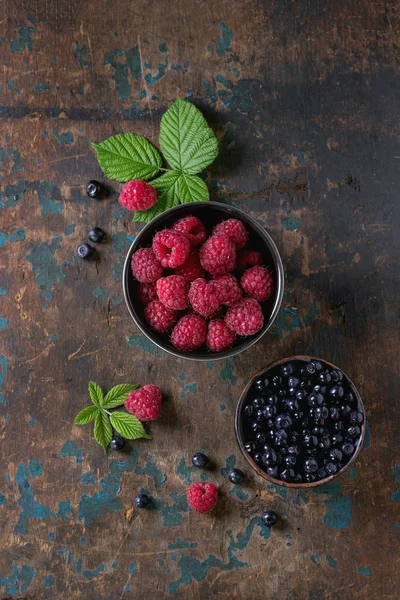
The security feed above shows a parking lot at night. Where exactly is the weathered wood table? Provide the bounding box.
[1,1,399,598]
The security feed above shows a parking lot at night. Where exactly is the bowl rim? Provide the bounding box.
[235,355,366,488]
[122,201,285,361]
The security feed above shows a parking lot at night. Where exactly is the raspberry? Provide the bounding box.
[207,319,236,352]
[187,482,218,513]
[225,298,264,336]
[125,384,162,421]
[237,248,263,271]
[241,266,274,301]
[213,219,248,249]
[152,229,190,268]
[214,274,242,306]
[199,234,236,276]
[119,180,157,211]
[171,315,207,351]
[156,275,189,310]
[175,249,206,282]
[188,278,221,317]
[171,215,207,247]
[137,282,158,305]
[131,248,163,283]
[144,300,177,332]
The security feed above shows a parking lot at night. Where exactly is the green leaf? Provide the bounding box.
[88,381,104,407]
[91,134,162,182]
[74,405,99,425]
[94,411,113,453]
[109,411,152,440]
[133,170,180,223]
[103,384,140,409]
[159,98,218,174]
[178,173,209,203]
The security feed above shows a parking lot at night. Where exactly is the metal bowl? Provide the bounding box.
[235,355,366,488]
[123,202,284,361]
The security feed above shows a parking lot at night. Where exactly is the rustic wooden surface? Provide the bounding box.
[1,0,399,598]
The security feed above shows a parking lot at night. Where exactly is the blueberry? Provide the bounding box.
[318,467,327,479]
[267,466,278,477]
[267,394,278,405]
[134,493,150,508]
[271,375,282,388]
[254,377,268,391]
[76,243,94,259]
[335,421,344,431]
[331,369,343,382]
[313,406,328,422]
[244,442,256,453]
[88,227,106,243]
[345,392,355,403]
[267,428,276,441]
[332,433,343,446]
[311,426,323,437]
[262,449,278,466]
[347,425,361,438]
[306,362,316,374]
[295,390,306,401]
[244,404,254,417]
[329,448,343,462]
[288,445,300,456]
[304,434,318,448]
[253,453,263,464]
[285,455,297,466]
[251,421,262,432]
[350,411,364,425]
[275,430,288,446]
[281,363,294,377]
[86,180,104,199]
[329,407,340,420]
[292,411,304,421]
[305,473,317,483]
[253,397,265,409]
[280,468,295,481]
[319,436,331,450]
[308,393,324,408]
[275,414,292,430]
[192,453,208,468]
[318,371,331,384]
[342,442,355,456]
[329,385,344,399]
[263,405,277,419]
[110,435,126,451]
[228,468,244,484]
[325,462,337,475]
[255,409,264,421]
[261,510,278,526]
[314,361,323,370]
[256,432,267,444]
[288,376,299,388]
[294,473,303,483]
[277,388,287,398]
[304,458,318,473]
[300,378,313,391]
[286,399,299,412]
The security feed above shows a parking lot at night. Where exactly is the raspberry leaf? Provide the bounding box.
[133,170,180,223]
[94,411,113,453]
[91,134,162,182]
[89,381,104,407]
[178,173,209,203]
[159,98,218,174]
[74,405,99,425]
[109,411,152,440]
[103,384,140,409]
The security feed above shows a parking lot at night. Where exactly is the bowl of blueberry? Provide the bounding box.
[123,202,284,360]
[235,356,366,487]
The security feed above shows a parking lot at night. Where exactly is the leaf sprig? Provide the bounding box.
[91,98,218,222]
[74,382,151,453]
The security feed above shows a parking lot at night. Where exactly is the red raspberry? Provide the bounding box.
[175,249,206,282]
[188,278,222,317]
[152,229,190,268]
[137,282,158,305]
[187,482,218,513]
[207,319,236,352]
[131,248,163,283]
[241,266,274,301]
[214,274,242,306]
[225,298,264,336]
[171,215,207,247]
[213,219,248,249]
[171,315,207,351]
[144,300,177,332]
[156,275,189,310]
[199,234,236,276]
[125,384,162,421]
[119,180,157,211]
[237,248,263,271]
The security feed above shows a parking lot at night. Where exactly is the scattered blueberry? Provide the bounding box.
[261,510,278,526]
[86,180,104,199]
[228,468,244,484]
[110,435,126,451]
[192,452,208,468]
[76,243,94,259]
[88,227,106,243]
[134,493,150,509]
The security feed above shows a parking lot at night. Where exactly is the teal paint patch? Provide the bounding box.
[229,486,249,501]
[44,575,54,587]
[178,372,185,381]
[216,22,234,56]
[0,289,7,296]
[220,403,226,411]
[25,236,66,303]
[34,82,50,93]
[61,440,84,464]
[37,181,63,215]
[180,383,197,398]
[111,560,118,568]
[0,494,5,506]
[176,456,197,484]
[81,471,97,485]
[93,285,109,301]
[313,481,352,529]
[220,454,236,477]
[127,334,159,355]
[158,42,168,52]
[0,318,8,330]
[0,228,26,247]
[363,418,371,449]
[168,539,198,550]
[349,465,357,479]
[8,80,15,91]
[326,554,338,570]
[129,562,136,576]
[219,358,237,385]
[271,294,320,338]
[75,42,92,68]
[83,564,105,581]
[0,146,24,173]
[149,491,190,527]
[310,552,319,564]
[80,536,86,545]
[281,216,301,231]
[53,129,74,145]
[28,417,36,428]
[0,563,37,596]
[134,460,167,488]
[104,46,142,101]
[206,361,214,370]
[48,532,54,541]
[268,482,289,501]
[10,26,36,53]
[145,52,169,86]
[358,565,371,576]
[64,223,75,236]
[57,501,73,520]
[126,46,142,81]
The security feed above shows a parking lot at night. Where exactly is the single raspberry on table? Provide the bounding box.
[144,300,177,332]
[137,282,158,305]
[131,248,163,283]
[175,249,206,282]
[214,274,242,306]
[171,215,207,247]
[225,298,264,336]
[152,229,190,268]
[213,219,248,249]
[171,315,207,351]
[241,266,274,301]
[119,180,157,211]
[188,278,222,317]
[187,482,218,513]
[237,248,263,271]
[156,275,189,310]
[125,384,162,421]
[207,319,236,352]
[199,234,236,276]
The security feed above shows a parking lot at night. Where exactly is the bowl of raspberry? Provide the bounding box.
[123,202,284,360]
[235,356,366,487]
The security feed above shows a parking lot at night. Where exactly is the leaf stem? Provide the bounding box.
[158,167,172,172]
[101,408,112,416]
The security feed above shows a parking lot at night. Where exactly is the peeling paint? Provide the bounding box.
[0,180,26,208]
[10,27,36,53]
[313,481,352,530]
[37,181,63,215]
[25,236,66,303]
